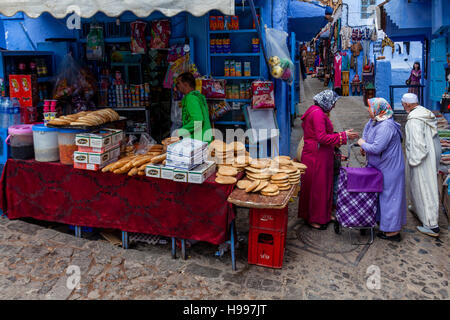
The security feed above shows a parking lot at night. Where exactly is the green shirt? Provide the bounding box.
[181,90,212,143]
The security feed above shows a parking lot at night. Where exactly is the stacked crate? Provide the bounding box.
[248,207,289,269]
[342,71,350,96]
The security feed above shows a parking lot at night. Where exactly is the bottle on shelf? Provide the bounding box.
[43,100,50,124]
[10,98,21,125]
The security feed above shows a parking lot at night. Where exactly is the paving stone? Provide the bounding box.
[22,246,51,263]
[94,253,112,265]
[7,220,43,235]
[0,217,9,225]
[184,263,222,278]
[88,290,101,299]
[52,247,74,258]
[111,257,123,267]
[0,244,23,256]
[88,265,104,277]
[422,287,434,295]
[438,289,448,299]
[418,249,428,255]
[38,278,59,295]
[70,256,93,273]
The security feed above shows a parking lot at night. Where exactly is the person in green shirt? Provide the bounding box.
[175,72,212,143]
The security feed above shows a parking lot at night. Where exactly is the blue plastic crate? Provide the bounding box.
[69,225,94,233]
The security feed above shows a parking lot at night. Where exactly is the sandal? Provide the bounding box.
[307,223,328,230]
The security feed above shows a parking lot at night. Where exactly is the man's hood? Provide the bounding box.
[408,106,438,136]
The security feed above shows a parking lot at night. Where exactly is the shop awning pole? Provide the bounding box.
[248,0,270,71]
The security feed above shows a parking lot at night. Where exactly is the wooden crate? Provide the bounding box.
[342,71,350,84]
[342,84,349,96]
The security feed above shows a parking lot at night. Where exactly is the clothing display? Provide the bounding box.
[362,40,371,65]
[334,53,342,89]
[351,28,362,42]
[405,106,440,229]
[340,26,352,50]
[350,42,363,72]
[341,52,350,71]
[361,99,406,233]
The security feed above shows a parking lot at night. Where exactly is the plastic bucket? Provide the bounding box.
[7,124,34,160]
[57,128,87,165]
[32,124,60,162]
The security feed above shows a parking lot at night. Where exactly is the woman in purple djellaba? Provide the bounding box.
[407,62,421,96]
[357,98,406,242]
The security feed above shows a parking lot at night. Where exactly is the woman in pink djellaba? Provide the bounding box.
[298,90,359,230]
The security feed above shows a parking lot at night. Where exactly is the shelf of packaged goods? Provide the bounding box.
[37,77,52,83]
[209,29,257,34]
[214,76,259,80]
[213,121,246,126]
[210,53,260,57]
[207,98,251,103]
[98,107,148,111]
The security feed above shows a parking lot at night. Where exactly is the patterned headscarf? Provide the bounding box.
[313,90,340,113]
[367,98,394,122]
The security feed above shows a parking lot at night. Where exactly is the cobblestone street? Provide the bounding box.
[0,77,448,300]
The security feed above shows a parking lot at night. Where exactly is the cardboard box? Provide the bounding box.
[173,169,188,183]
[73,146,120,166]
[76,129,123,148]
[188,161,216,184]
[9,75,39,107]
[145,164,162,178]
[161,166,174,180]
[77,142,120,154]
[167,138,208,157]
[73,158,115,171]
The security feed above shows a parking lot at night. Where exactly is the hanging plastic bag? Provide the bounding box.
[135,132,157,155]
[265,27,295,84]
[201,79,226,99]
[150,20,171,49]
[86,24,104,60]
[170,96,183,134]
[131,21,147,54]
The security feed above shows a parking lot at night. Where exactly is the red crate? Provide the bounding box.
[249,207,288,232]
[248,228,286,269]
[9,75,39,107]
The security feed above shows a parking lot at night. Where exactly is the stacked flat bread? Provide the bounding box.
[210,140,307,192]
[48,108,120,127]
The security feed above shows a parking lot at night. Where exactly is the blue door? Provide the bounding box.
[430,37,447,102]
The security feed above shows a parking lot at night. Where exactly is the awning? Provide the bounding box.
[0,0,235,18]
[288,1,327,41]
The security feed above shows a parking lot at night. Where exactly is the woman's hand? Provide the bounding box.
[357,138,366,146]
[360,148,366,156]
[345,129,359,140]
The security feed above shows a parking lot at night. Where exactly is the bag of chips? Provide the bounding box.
[251,81,275,109]
[150,20,171,49]
[201,79,226,99]
[131,21,147,54]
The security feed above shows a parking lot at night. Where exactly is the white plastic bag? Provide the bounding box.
[265,27,295,84]
[136,133,157,155]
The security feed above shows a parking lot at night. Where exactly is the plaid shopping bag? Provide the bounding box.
[335,167,379,228]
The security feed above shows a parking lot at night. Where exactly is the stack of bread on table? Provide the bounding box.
[210,140,307,196]
[102,144,166,176]
[48,108,120,126]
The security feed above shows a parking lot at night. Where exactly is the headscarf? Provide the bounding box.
[367,97,394,122]
[401,93,418,104]
[313,90,340,113]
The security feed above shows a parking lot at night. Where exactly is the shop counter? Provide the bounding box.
[0,159,236,248]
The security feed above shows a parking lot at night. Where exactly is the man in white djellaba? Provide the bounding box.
[402,93,442,237]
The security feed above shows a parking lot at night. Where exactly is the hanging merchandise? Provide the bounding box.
[130,21,147,54]
[334,53,342,89]
[265,27,295,84]
[251,81,275,109]
[150,20,171,49]
[350,41,363,73]
[53,54,97,113]
[381,35,395,56]
[201,79,226,99]
[340,25,352,50]
[86,24,105,60]
[208,100,232,121]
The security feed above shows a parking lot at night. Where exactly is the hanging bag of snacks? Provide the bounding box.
[86,24,104,61]
[265,27,295,84]
[131,21,147,54]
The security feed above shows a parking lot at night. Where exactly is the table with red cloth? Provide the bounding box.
[0,159,235,245]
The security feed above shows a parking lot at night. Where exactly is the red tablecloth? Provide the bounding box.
[0,159,235,245]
